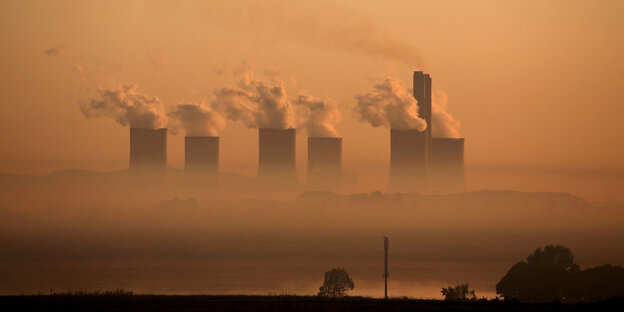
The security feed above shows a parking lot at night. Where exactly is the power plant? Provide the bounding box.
[430,138,465,190]
[413,71,432,162]
[121,71,464,193]
[185,136,219,173]
[257,128,297,184]
[388,129,428,192]
[388,71,465,192]
[307,137,342,190]
[129,128,167,170]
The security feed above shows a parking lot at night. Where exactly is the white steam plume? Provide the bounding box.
[294,94,341,137]
[168,102,226,136]
[432,86,461,138]
[206,1,426,68]
[212,67,295,129]
[354,78,427,131]
[80,84,167,129]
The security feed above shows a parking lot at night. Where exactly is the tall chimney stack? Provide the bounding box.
[388,129,428,191]
[258,128,297,183]
[185,136,219,173]
[307,137,342,190]
[430,138,465,191]
[413,71,432,164]
[129,128,167,170]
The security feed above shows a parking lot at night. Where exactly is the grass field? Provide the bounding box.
[2,294,623,312]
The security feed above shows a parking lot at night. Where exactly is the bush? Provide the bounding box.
[441,284,476,301]
[318,268,354,297]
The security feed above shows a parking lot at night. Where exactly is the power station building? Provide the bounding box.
[123,71,465,193]
[388,129,428,191]
[129,128,167,170]
[388,71,465,192]
[307,136,342,190]
[258,128,297,184]
[185,136,219,174]
[413,71,433,161]
[429,137,465,190]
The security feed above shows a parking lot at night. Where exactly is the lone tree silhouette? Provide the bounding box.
[496,245,579,302]
[318,268,354,297]
[497,245,624,302]
[441,284,477,301]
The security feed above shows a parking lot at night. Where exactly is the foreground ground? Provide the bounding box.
[2,295,623,312]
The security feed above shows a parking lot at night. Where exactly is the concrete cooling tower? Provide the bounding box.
[129,128,167,170]
[388,129,428,192]
[430,138,465,191]
[258,128,297,184]
[185,136,219,173]
[307,137,342,190]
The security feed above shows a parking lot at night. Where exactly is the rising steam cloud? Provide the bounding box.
[209,2,425,68]
[212,67,296,129]
[168,102,226,136]
[354,78,427,131]
[295,94,341,137]
[432,86,461,138]
[81,84,167,129]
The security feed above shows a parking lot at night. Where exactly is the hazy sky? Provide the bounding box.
[1,0,623,192]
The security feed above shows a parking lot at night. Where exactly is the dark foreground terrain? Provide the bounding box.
[2,295,623,312]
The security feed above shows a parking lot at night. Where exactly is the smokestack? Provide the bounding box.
[129,128,167,170]
[430,138,465,191]
[307,137,342,190]
[414,71,432,163]
[185,136,219,173]
[388,129,428,191]
[258,128,297,183]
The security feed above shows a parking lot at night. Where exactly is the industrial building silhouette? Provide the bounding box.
[126,71,464,193]
[307,137,342,191]
[129,128,167,171]
[184,136,219,174]
[389,71,465,192]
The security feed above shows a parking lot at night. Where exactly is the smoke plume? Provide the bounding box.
[168,102,226,136]
[294,94,341,137]
[81,84,167,129]
[212,67,295,129]
[44,46,66,57]
[432,86,461,138]
[208,1,425,68]
[354,78,427,131]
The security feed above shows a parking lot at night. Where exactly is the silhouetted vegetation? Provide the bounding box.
[318,268,354,297]
[2,294,624,311]
[441,284,476,301]
[497,245,624,303]
[50,289,134,296]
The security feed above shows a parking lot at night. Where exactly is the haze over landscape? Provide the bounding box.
[1,0,623,303]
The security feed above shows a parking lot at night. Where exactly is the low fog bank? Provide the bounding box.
[2,183,623,297]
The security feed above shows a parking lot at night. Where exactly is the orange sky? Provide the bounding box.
[0,0,623,198]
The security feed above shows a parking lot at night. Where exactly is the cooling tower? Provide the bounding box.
[129,128,167,170]
[414,71,432,163]
[430,138,465,190]
[388,129,428,192]
[258,128,297,183]
[307,137,342,190]
[185,136,219,173]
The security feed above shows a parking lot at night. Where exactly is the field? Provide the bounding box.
[2,294,624,312]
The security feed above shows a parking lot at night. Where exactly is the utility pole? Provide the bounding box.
[384,236,389,299]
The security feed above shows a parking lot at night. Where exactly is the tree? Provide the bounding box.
[441,284,476,301]
[318,268,354,297]
[496,245,577,302]
[570,264,624,301]
[527,245,579,272]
